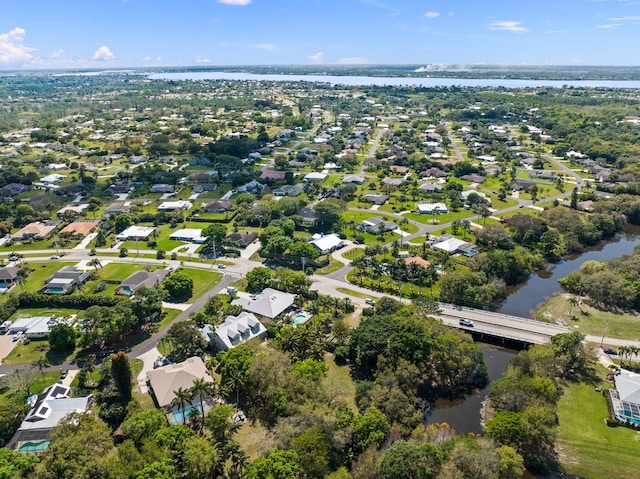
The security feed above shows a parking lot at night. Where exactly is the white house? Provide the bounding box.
[40,174,66,185]
[203,312,267,351]
[310,233,344,255]
[170,228,207,243]
[158,200,193,212]
[417,202,448,215]
[232,288,296,320]
[116,225,155,241]
[303,172,328,182]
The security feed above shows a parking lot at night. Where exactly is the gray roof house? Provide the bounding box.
[116,270,170,296]
[358,217,398,234]
[40,266,91,294]
[232,288,296,320]
[147,357,213,411]
[362,194,389,205]
[7,383,92,451]
[0,266,20,285]
[274,183,305,197]
[202,312,267,351]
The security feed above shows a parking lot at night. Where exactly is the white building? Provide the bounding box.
[310,233,344,255]
[202,312,267,351]
[116,225,155,241]
[417,202,448,215]
[158,200,193,212]
[40,174,66,185]
[170,228,208,243]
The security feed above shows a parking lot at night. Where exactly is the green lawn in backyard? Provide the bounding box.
[556,380,640,478]
[403,209,475,226]
[537,294,640,340]
[342,248,365,261]
[323,356,357,409]
[3,339,77,366]
[179,268,223,301]
[1,237,81,252]
[313,258,344,275]
[14,262,74,295]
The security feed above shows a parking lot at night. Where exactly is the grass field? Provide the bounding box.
[322,356,357,409]
[336,287,371,299]
[538,294,640,340]
[556,380,640,478]
[180,268,223,301]
[314,258,344,275]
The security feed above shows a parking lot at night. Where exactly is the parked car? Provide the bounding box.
[12,332,21,341]
[8,255,18,261]
[603,348,618,355]
[459,319,474,327]
[365,298,376,305]
[60,369,68,380]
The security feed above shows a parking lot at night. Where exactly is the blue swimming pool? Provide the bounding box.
[171,404,202,423]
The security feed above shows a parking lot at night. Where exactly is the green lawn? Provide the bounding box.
[556,381,640,478]
[3,339,76,366]
[335,287,371,299]
[342,248,365,261]
[314,258,344,275]
[0,371,61,407]
[14,262,74,295]
[537,294,640,340]
[179,268,223,301]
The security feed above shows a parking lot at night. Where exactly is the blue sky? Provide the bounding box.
[1,0,639,69]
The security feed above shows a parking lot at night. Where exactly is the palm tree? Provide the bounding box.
[171,387,192,424]
[568,296,578,316]
[190,378,210,431]
[32,357,50,383]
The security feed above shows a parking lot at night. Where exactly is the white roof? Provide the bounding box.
[158,200,193,210]
[169,228,207,242]
[232,288,296,319]
[117,225,155,239]
[310,233,343,253]
[41,174,66,183]
[213,312,266,350]
[432,237,467,252]
[19,383,91,432]
[9,316,51,333]
[304,172,327,181]
[417,202,448,212]
[616,369,640,404]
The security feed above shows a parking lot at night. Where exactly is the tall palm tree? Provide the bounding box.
[32,357,50,383]
[171,387,192,424]
[190,378,210,432]
[568,296,578,316]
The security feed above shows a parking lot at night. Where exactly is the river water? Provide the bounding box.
[149,71,640,89]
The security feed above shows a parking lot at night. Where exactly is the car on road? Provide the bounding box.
[50,255,60,260]
[217,264,226,269]
[459,319,474,327]
[365,298,376,305]
[603,347,618,355]
[60,369,68,380]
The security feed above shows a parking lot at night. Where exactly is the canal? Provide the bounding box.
[428,225,640,434]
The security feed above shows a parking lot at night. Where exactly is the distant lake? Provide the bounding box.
[149,71,640,89]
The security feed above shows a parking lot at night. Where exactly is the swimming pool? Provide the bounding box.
[171,404,202,424]
[292,312,311,326]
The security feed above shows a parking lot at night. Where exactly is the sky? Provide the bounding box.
[1,0,639,70]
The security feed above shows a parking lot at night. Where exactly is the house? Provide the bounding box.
[129,155,148,165]
[362,193,389,205]
[1,183,34,196]
[303,172,327,182]
[8,316,53,339]
[358,217,398,234]
[460,174,486,184]
[404,256,431,269]
[7,383,92,452]
[59,220,100,238]
[260,171,286,181]
[116,225,155,241]
[530,170,555,180]
[310,233,344,255]
[147,357,213,411]
[223,231,258,248]
[419,168,447,178]
[170,229,208,243]
[0,266,20,285]
[237,180,264,193]
[192,183,218,194]
[432,236,478,257]
[105,184,134,196]
[418,183,443,194]
[232,288,296,320]
[203,200,233,213]
[102,202,131,218]
[158,200,193,212]
[40,174,66,185]
[382,177,405,187]
[56,204,89,217]
[116,269,170,296]
[510,180,537,191]
[390,165,409,174]
[48,163,67,170]
[274,183,305,197]
[202,312,267,351]
[417,202,448,215]
[150,184,175,193]
[277,129,293,141]
[11,220,61,241]
[342,175,365,185]
[40,266,91,294]
[296,208,317,226]
[610,369,640,426]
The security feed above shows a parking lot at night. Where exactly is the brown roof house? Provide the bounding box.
[12,220,60,241]
[147,356,213,420]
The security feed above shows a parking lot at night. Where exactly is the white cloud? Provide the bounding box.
[0,27,36,65]
[595,23,620,29]
[425,11,440,18]
[195,57,211,63]
[609,16,640,21]
[92,46,115,61]
[251,43,279,52]
[487,21,529,33]
[218,0,251,5]
[308,52,324,64]
[335,57,370,64]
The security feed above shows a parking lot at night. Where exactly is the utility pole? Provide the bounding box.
[600,319,610,349]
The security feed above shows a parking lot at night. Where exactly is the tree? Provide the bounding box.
[246,266,274,293]
[111,351,133,403]
[182,436,222,479]
[114,213,134,233]
[496,445,525,479]
[165,321,207,362]
[122,408,168,446]
[134,459,180,479]
[190,377,211,430]
[31,357,50,383]
[48,322,77,351]
[290,426,331,479]
[205,403,235,442]
[246,449,302,479]
[35,413,113,479]
[313,200,344,232]
[163,271,194,300]
[377,441,443,479]
[171,387,193,425]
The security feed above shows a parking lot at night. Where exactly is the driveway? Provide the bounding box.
[135,347,161,394]
[0,333,19,363]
